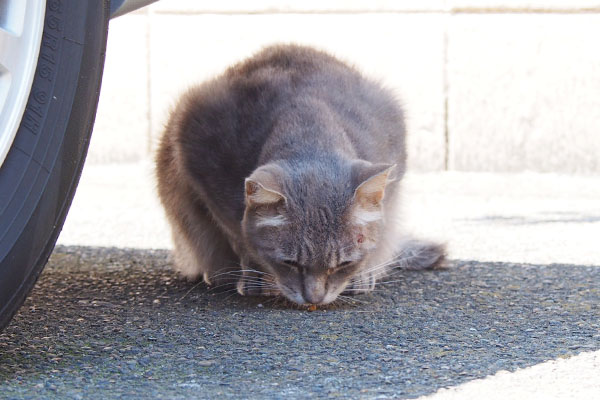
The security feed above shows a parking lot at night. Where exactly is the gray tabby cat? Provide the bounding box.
[156,44,444,305]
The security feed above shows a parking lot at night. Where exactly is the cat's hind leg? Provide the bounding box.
[157,134,240,286]
[165,197,240,286]
[393,238,447,271]
[343,238,446,295]
[169,219,238,285]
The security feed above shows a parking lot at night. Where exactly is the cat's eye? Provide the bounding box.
[330,261,353,275]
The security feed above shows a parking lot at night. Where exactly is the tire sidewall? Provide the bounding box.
[0,0,109,330]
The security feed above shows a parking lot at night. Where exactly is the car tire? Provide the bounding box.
[0,0,109,330]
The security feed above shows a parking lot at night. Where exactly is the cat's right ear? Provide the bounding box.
[244,179,286,207]
[245,163,287,207]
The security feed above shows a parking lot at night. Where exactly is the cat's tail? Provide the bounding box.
[395,238,447,270]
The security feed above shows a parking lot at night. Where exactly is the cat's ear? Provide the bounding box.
[352,162,397,209]
[244,164,287,207]
[245,179,286,206]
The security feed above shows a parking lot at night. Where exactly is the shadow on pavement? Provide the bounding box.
[1,245,599,399]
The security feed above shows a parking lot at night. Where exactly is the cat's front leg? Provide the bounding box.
[236,258,281,297]
[343,270,378,295]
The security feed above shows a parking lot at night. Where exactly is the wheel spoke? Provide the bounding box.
[0,0,46,168]
[0,27,22,72]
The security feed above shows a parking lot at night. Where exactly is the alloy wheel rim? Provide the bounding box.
[0,0,46,167]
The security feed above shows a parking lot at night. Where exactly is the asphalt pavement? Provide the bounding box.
[1,164,599,399]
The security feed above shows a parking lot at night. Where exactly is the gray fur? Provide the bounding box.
[156,44,445,305]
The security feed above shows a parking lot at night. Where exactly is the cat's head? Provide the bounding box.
[241,159,396,305]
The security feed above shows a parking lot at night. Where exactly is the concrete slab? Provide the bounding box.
[88,14,150,164]
[420,350,600,400]
[148,13,447,171]
[59,162,170,250]
[447,14,600,173]
[91,3,600,175]
[402,171,600,265]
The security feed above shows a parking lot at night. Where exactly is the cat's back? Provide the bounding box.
[173,44,403,160]
[161,45,405,225]
[228,44,406,165]
[161,46,340,224]
[227,44,349,81]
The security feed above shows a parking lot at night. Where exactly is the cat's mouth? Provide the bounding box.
[277,283,343,306]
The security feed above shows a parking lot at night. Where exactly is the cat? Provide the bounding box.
[155,44,445,305]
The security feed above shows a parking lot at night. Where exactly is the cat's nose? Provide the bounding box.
[303,291,325,305]
[303,274,327,304]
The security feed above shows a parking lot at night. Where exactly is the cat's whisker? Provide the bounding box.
[221,291,244,302]
[235,280,277,286]
[179,279,208,301]
[381,267,411,277]
[207,281,279,294]
[237,268,273,276]
[206,272,239,281]
[206,284,235,293]
[359,260,399,275]
[238,284,279,290]
[368,279,407,286]
[214,287,243,295]
[337,243,357,253]
[219,285,274,295]
[205,273,277,287]
[333,296,351,305]
[206,279,264,292]
[236,276,278,285]
[360,255,410,274]
[207,268,274,281]
[338,294,360,302]
[342,288,385,293]
[263,295,283,305]
[348,281,366,289]
[209,278,266,288]
[231,277,272,284]
[354,258,411,280]
[212,267,273,276]
[337,295,355,304]
[338,294,368,304]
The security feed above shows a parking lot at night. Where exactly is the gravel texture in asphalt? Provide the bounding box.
[1,245,598,399]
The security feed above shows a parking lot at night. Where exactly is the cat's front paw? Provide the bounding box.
[236,271,281,297]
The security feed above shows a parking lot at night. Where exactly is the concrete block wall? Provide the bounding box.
[88,0,600,173]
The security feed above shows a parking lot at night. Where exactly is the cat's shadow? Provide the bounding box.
[1,245,598,399]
